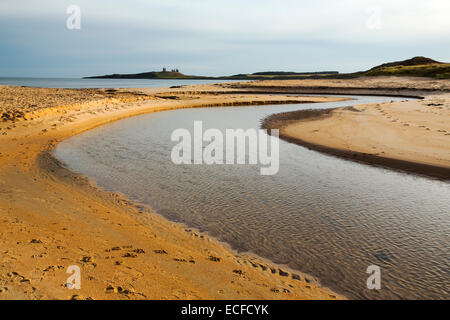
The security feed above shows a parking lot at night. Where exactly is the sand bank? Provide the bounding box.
[227,76,450,97]
[0,84,346,300]
[262,93,450,180]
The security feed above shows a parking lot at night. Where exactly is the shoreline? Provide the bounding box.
[40,149,333,299]
[261,97,450,181]
[0,84,346,300]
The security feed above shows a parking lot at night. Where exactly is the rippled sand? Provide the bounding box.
[263,95,450,179]
[56,96,450,299]
[0,84,345,300]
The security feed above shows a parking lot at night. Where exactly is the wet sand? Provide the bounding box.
[262,94,450,180]
[0,84,345,300]
[226,76,450,96]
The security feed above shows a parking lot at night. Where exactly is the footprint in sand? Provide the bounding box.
[6,271,31,284]
[258,263,268,271]
[278,269,289,277]
[208,255,221,262]
[270,287,291,294]
[122,252,138,258]
[233,269,244,276]
[70,294,93,300]
[291,274,301,281]
[105,284,140,297]
[43,265,64,273]
[80,256,97,267]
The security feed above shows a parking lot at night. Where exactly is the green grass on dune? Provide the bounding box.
[365,63,450,79]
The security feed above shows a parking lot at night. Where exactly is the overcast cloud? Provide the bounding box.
[0,0,449,77]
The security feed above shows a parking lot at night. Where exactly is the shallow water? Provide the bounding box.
[54,95,450,299]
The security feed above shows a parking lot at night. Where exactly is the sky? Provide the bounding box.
[0,0,449,78]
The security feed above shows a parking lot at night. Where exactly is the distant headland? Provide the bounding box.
[84,68,339,80]
[84,57,450,80]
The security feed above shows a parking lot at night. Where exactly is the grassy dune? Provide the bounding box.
[365,63,450,79]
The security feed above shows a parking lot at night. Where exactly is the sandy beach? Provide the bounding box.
[257,79,450,179]
[1,76,449,300]
[227,76,450,96]
[0,84,346,300]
